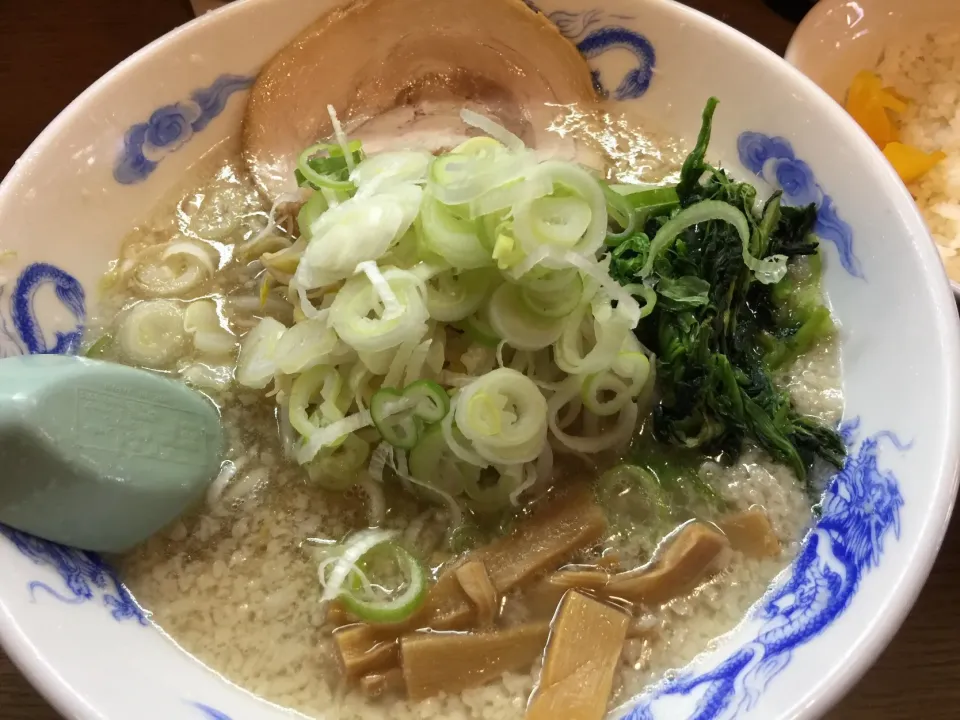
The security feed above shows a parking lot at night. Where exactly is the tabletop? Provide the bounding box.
[1,1,959,718]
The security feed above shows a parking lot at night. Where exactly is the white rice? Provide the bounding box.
[875,29,960,279]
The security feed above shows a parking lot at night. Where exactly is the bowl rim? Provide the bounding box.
[1,1,959,719]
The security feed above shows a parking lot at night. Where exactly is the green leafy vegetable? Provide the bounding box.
[606,97,845,489]
[656,276,710,307]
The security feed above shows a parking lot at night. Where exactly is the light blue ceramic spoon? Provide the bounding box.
[0,354,223,553]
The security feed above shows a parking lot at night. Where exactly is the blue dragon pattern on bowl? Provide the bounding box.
[622,419,907,719]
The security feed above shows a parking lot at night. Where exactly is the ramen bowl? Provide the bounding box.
[0,0,957,719]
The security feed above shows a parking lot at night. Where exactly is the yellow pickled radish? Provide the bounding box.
[846,70,898,147]
[879,86,909,114]
[883,142,947,184]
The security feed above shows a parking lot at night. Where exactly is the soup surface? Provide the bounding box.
[89,105,844,719]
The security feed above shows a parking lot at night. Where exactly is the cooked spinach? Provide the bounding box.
[606,97,845,489]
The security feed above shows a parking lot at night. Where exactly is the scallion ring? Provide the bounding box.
[337,541,427,624]
[297,142,357,192]
[403,380,450,423]
[370,388,419,449]
[370,380,451,449]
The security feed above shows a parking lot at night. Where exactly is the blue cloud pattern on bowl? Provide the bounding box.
[737,131,862,278]
[114,74,254,185]
[622,417,907,720]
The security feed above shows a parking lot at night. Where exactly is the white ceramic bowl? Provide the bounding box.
[786,0,960,299]
[1,1,958,719]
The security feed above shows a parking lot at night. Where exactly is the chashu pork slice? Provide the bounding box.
[243,0,599,199]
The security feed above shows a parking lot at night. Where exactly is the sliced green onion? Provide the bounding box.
[519,269,583,319]
[402,380,450,423]
[547,376,638,454]
[236,316,287,388]
[455,368,548,465]
[554,300,632,377]
[84,334,112,358]
[370,379,449,448]
[289,366,341,438]
[441,395,490,468]
[295,191,417,290]
[581,371,633,416]
[327,104,358,174]
[601,182,636,244]
[329,267,429,353]
[318,531,428,624]
[133,239,213,297]
[358,347,392,375]
[428,143,534,206]
[404,335,435,386]
[275,313,351,375]
[528,196,593,246]
[296,407,374,464]
[319,529,396,603]
[297,191,329,238]
[418,194,492,269]
[612,345,653,396]
[297,142,357,192]
[183,299,237,357]
[118,299,186,369]
[370,388,420,449]
[459,305,500,348]
[615,185,679,227]
[390,446,465,530]
[512,161,607,261]
[460,109,524,152]
[468,173,552,219]
[383,337,420,389]
[409,424,477,496]
[336,541,427,624]
[487,283,566,351]
[350,150,433,192]
[425,268,496,322]
[307,433,370,491]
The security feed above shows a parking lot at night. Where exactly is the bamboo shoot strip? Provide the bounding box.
[359,669,406,699]
[526,591,629,720]
[717,508,781,558]
[402,623,551,700]
[604,522,730,606]
[455,561,499,627]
